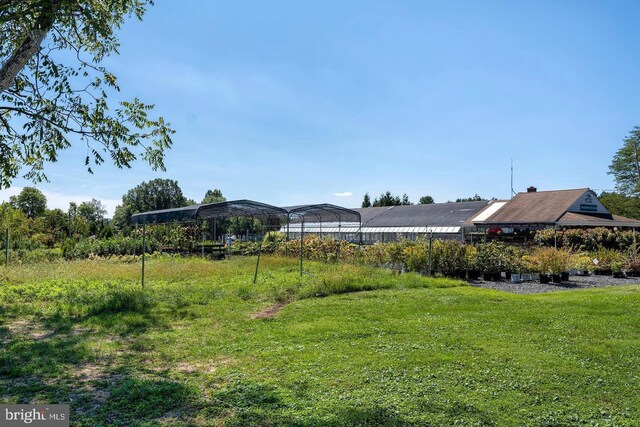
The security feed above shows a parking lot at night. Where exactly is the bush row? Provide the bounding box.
[534,227,637,252]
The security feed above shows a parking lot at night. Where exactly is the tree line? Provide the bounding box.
[0,179,237,250]
[360,192,486,207]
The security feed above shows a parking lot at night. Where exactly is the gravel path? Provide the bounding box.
[468,274,640,294]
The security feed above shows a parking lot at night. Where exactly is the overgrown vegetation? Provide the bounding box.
[0,256,638,425]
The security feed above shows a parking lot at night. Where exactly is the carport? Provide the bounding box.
[131,200,288,286]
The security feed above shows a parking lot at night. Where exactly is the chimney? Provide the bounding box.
[527,186,537,193]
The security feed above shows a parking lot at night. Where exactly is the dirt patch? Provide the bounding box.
[3,319,56,340]
[251,300,292,319]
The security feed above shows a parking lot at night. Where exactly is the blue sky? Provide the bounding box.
[2,0,640,215]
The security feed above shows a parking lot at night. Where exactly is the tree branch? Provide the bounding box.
[0,0,60,93]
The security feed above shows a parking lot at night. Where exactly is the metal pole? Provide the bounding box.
[337,221,341,258]
[5,227,9,268]
[201,232,205,257]
[554,226,557,249]
[141,221,146,288]
[300,220,304,277]
[134,223,138,255]
[428,230,433,276]
[254,224,265,284]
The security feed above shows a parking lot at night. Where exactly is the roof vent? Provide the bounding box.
[527,186,537,193]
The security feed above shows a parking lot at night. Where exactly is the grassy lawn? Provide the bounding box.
[0,256,639,426]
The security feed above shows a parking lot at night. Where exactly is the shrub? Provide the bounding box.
[402,243,428,273]
[475,242,504,273]
[591,248,624,270]
[527,247,572,274]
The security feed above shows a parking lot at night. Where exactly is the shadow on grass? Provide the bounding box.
[0,296,180,421]
[202,378,410,427]
[95,377,198,426]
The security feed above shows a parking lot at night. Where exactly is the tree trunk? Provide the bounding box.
[0,1,59,94]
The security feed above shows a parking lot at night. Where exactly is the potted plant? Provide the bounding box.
[527,247,571,284]
[611,261,625,279]
[571,254,593,276]
[465,245,481,280]
[625,245,640,277]
[592,248,615,275]
[477,243,502,281]
[523,251,550,284]
[547,248,572,284]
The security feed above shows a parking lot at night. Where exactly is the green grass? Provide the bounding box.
[0,256,639,426]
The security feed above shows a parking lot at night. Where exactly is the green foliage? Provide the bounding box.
[63,236,160,259]
[0,257,638,425]
[112,179,189,229]
[371,191,411,207]
[591,248,625,271]
[455,194,486,202]
[361,192,371,208]
[527,247,573,274]
[608,126,640,195]
[418,195,435,204]
[9,187,46,218]
[77,198,107,235]
[202,189,226,204]
[599,191,640,219]
[475,242,505,273]
[535,227,635,252]
[0,0,173,187]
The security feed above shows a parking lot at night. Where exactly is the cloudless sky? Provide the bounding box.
[2,0,640,215]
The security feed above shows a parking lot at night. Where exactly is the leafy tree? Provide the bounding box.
[361,193,371,208]
[112,179,188,229]
[228,217,261,236]
[609,126,640,195]
[0,0,174,188]
[370,192,412,206]
[599,191,640,220]
[9,186,46,218]
[0,202,30,243]
[33,208,67,246]
[372,191,401,207]
[419,195,435,204]
[67,201,77,237]
[78,198,107,234]
[202,189,226,204]
[455,194,486,203]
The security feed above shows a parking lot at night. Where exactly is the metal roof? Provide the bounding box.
[131,201,358,225]
[131,200,288,225]
[354,201,490,228]
[284,224,460,234]
[283,204,361,223]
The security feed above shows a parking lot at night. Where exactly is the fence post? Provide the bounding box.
[141,221,146,288]
[5,227,8,268]
[300,220,304,277]
[428,230,433,276]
